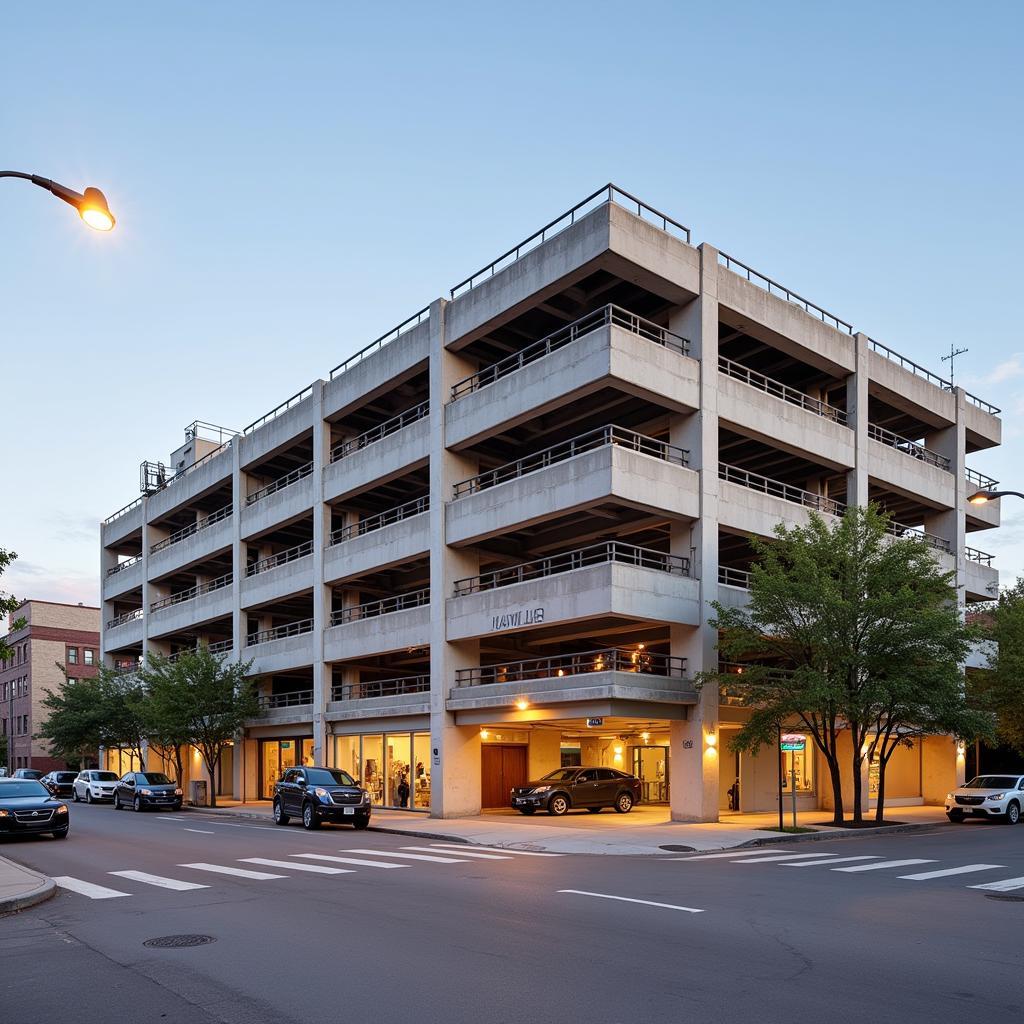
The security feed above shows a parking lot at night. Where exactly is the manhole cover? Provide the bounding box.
[984,894,1024,903]
[143,934,217,948]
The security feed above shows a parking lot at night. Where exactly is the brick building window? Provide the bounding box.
[84,649,95,666]
[67,647,78,665]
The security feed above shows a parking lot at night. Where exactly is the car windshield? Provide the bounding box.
[966,776,1020,789]
[55,773,77,782]
[94,772,118,781]
[1,782,49,798]
[138,773,172,786]
[541,769,582,782]
[305,768,356,787]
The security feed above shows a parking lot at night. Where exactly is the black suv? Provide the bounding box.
[273,766,371,830]
[112,771,183,811]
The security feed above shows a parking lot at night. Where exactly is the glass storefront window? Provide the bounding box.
[335,736,360,780]
[387,734,412,808]
[781,748,813,793]
[261,738,313,798]
[362,734,384,805]
[331,731,429,810]
[412,732,431,808]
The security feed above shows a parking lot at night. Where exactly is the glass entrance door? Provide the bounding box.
[260,738,313,798]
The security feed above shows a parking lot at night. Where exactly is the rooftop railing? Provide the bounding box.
[451,304,690,400]
[719,463,847,516]
[330,588,430,626]
[150,503,233,554]
[329,306,431,381]
[450,184,692,298]
[151,572,233,612]
[453,542,690,596]
[454,647,688,687]
[453,425,688,498]
[718,566,753,589]
[885,520,951,553]
[964,392,1001,416]
[245,461,313,505]
[329,495,430,546]
[866,336,952,390]
[719,356,848,424]
[717,252,854,334]
[106,553,143,578]
[185,421,239,444]
[966,467,999,490]
[244,385,314,435]
[329,401,429,463]
[868,423,951,470]
[964,545,995,567]
[331,675,430,702]
[258,689,313,709]
[246,540,314,577]
[106,608,143,630]
[247,618,315,646]
[102,496,143,527]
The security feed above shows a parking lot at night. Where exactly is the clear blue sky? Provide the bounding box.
[2,1,1022,606]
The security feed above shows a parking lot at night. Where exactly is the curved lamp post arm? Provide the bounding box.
[1,170,115,230]
[967,489,1024,505]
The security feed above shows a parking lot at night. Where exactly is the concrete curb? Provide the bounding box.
[0,855,55,915]
[696,819,947,852]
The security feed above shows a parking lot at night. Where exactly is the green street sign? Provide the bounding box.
[780,733,806,752]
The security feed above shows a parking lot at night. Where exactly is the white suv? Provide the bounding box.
[73,769,119,803]
[946,774,1024,824]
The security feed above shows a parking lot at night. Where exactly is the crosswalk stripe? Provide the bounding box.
[899,864,1005,881]
[784,856,882,868]
[179,862,286,880]
[292,854,408,869]
[342,848,467,864]
[239,858,353,875]
[400,845,512,860]
[969,876,1024,892]
[670,849,793,861]
[730,852,840,864]
[430,844,563,857]
[832,859,936,873]
[109,870,209,891]
[53,876,131,899]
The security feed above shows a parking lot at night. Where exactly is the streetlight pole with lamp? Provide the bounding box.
[968,490,1024,506]
[1,170,115,230]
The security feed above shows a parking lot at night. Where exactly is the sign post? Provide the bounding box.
[780,733,806,830]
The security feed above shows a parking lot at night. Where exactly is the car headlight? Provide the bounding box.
[56,804,69,814]
[174,788,183,796]
[139,788,152,796]
[314,787,331,801]
[988,793,1005,800]
[531,786,552,794]
[0,809,10,817]
[946,793,954,801]
[362,791,372,803]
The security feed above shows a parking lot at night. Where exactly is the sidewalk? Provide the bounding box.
[185,801,950,855]
[0,854,55,914]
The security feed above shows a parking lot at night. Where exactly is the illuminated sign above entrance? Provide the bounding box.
[586,718,604,728]
[780,733,806,752]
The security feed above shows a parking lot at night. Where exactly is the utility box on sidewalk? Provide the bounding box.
[190,780,208,807]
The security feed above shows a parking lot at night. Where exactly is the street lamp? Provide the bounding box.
[1,170,115,230]
[968,489,1024,505]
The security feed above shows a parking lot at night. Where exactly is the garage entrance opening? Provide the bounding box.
[481,744,528,808]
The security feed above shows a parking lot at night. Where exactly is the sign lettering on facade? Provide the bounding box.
[586,718,604,728]
[780,733,806,752]
[490,607,545,632]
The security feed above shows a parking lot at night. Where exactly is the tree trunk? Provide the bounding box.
[203,749,220,807]
[826,754,844,825]
[874,759,886,823]
[850,733,863,824]
[173,747,184,790]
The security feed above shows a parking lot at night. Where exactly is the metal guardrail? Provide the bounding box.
[330,495,430,545]
[885,521,950,553]
[106,608,143,630]
[102,496,143,526]
[964,546,995,566]
[453,425,688,498]
[719,463,846,516]
[866,336,949,389]
[455,647,688,687]
[451,305,690,400]
[453,542,690,596]
[244,386,314,435]
[719,357,847,424]
[258,690,314,709]
[718,566,753,588]
[150,503,233,553]
[186,421,239,444]
[332,675,430,701]
[245,461,313,505]
[329,306,431,381]
[106,553,143,578]
[329,401,429,463]
[717,252,854,334]
[166,639,233,663]
[247,618,315,645]
[151,572,233,611]
[330,588,430,625]
[246,540,314,577]
[868,423,950,470]
[964,392,1001,415]
[966,467,999,490]
[450,184,692,298]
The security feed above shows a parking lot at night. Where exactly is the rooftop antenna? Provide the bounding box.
[941,343,968,389]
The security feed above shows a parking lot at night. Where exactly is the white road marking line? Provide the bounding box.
[155,816,187,821]
[208,823,286,832]
[179,862,286,880]
[184,828,215,834]
[899,864,1005,881]
[969,876,1024,892]
[109,870,209,891]
[400,845,512,860]
[832,859,936,873]
[730,852,841,864]
[670,849,796,861]
[342,848,466,864]
[292,854,408,869]
[53,876,131,900]
[558,890,704,914]
[430,843,563,857]
[239,858,353,875]
[784,856,882,868]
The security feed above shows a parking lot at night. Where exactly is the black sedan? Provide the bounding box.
[41,771,78,798]
[112,771,183,811]
[0,779,70,839]
[273,766,371,830]
[511,766,643,815]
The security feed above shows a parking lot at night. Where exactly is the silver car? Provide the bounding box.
[73,769,119,804]
[946,774,1024,824]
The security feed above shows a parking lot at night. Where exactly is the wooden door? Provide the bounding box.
[481,745,529,807]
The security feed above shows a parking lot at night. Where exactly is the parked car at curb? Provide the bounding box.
[112,771,183,812]
[12,768,45,781]
[0,778,70,839]
[511,766,642,816]
[73,770,119,803]
[946,774,1024,823]
[273,766,371,831]
[41,771,78,798]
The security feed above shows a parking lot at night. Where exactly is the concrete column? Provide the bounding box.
[310,380,330,765]
[428,297,482,817]
[924,389,967,611]
[230,440,244,662]
[528,730,562,779]
[140,502,157,668]
[846,333,870,509]
[922,734,964,803]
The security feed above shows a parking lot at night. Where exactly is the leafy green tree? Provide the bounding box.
[35,667,108,766]
[979,578,1024,755]
[140,648,258,806]
[0,547,27,662]
[702,505,979,825]
[99,668,149,771]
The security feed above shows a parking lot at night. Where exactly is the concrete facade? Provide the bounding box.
[99,186,1001,820]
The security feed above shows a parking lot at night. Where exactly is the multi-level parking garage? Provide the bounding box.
[100,185,1002,820]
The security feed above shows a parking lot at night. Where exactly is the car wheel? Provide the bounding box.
[587,807,602,814]
[302,802,321,830]
[273,799,290,826]
[133,795,142,812]
[113,792,120,810]
[518,807,536,815]
[548,794,570,816]
[352,817,370,830]
[614,792,634,814]
[86,790,93,805]
[946,812,964,823]
[1006,802,1020,825]
[51,828,69,840]
[72,788,79,803]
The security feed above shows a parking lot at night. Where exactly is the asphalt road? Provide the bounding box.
[2,804,1023,1024]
